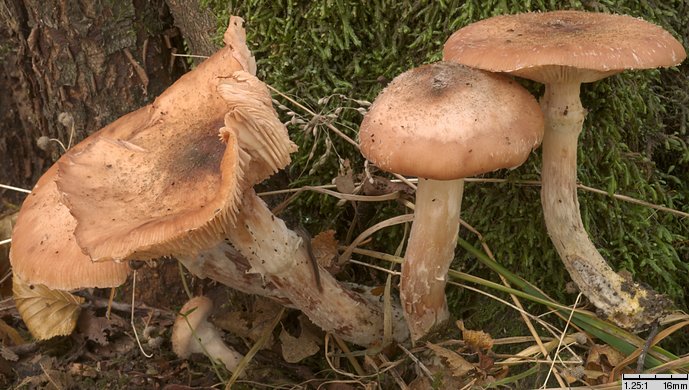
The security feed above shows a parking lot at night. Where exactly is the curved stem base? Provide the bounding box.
[541,82,669,330]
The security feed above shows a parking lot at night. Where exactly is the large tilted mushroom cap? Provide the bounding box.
[359,61,544,180]
[443,10,687,83]
[54,19,295,263]
[9,164,130,290]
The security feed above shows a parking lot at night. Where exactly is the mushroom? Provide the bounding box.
[53,26,409,346]
[443,10,686,329]
[172,296,243,373]
[359,62,544,341]
[7,17,257,339]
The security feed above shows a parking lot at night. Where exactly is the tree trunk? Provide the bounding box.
[0,0,185,207]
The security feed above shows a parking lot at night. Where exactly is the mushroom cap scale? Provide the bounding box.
[443,10,687,84]
[359,62,543,180]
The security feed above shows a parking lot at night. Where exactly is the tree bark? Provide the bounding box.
[0,0,184,207]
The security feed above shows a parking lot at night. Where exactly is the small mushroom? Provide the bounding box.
[359,62,544,341]
[172,296,243,373]
[443,10,686,329]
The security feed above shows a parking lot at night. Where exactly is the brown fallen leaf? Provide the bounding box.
[12,275,84,340]
[77,310,113,345]
[457,320,494,351]
[214,296,284,344]
[585,344,627,384]
[426,342,475,378]
[0,317,25,346]
[311,230,338,270]
[279,323,320,363]
[333,159,355,195]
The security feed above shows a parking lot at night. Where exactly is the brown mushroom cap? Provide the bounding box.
[172,296,214,357]
[55,21,294,263]
[359,62,543,180]
[9,165,130,290]
[443,10,687,84]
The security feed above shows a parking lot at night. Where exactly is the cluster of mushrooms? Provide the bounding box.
[9,11,687,373]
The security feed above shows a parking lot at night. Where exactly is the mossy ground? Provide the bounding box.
[199,0,689,322]
[196,1,689,333]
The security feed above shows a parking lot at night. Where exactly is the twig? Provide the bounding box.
[461,220,568,388]
[541,293,583,389]
[0,183,31,193]
[398,344,434,381]
[130,270,153,358]
[177,261,193,300]
[78,292,174,317]
[39,362,62,390]
[266,84,359,148]
[637,321,661,372]
[105,288,115,320]
[333,335,366,376]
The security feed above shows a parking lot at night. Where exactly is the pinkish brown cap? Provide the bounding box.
[443,11,687,84]
[55,27,294,263]
[359,62,543,180]
[10,163,130,291]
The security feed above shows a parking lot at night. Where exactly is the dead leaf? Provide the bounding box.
[0,345,18,361]
[585,344,627,384]
[457,320,494,351]
[311,230,338,269]
[279,324,320,363]
[0,317,25,346]
[333,159,355,195]
[426,342,475,378]
[68,362,99,378]
[214,297,284,344]
[13,275,84,340]
[77,310,112,345]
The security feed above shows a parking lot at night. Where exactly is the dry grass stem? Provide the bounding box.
[130,270,154,359]
[339,214,414,264]
[0,183,31,194]
[541,293,583,389]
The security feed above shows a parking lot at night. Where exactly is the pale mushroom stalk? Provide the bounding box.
[172,296,243,373]
[223,189,409,347]
[184,320,243,371]
[400,178,463,340]
[540,81,665,326]
[359,62,543,342]
[443,10,685,329]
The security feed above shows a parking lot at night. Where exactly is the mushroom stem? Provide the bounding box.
[178,244,292,307]
[224,190,409,347]
[540,82,668,329]
[400,178,464,341]
[191,323,244,372]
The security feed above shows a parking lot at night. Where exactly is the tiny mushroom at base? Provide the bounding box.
[172,296,244,373]
[443,10,686,330]
[359,61,544,342]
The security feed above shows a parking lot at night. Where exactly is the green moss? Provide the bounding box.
[201,1,689,324]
